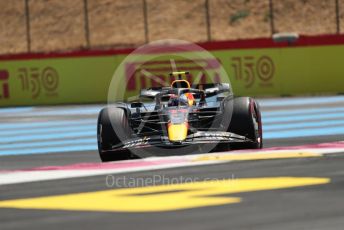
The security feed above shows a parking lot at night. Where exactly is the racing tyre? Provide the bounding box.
[222,97,263,150]
[97,107,133,162]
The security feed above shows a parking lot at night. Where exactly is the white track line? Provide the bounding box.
[1,142,343,186]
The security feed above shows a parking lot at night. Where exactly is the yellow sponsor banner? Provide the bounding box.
[0,45,343,107]
[214,46,344,96]
[0,55,128,106]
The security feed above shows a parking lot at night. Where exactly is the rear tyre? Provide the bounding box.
[97,107,133,162]
[221,97,263,150]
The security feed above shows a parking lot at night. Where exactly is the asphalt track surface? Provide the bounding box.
[1,96,344,230]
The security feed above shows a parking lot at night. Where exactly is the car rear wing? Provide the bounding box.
[140,83,231,98]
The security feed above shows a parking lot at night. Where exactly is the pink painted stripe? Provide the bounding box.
[3,158,188,173]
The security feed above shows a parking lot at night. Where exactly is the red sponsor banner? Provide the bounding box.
[125,59,221,91]
[1,34,344,61]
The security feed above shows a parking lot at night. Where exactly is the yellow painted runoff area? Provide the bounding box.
[194,151,322,162]
[0,177,329,212]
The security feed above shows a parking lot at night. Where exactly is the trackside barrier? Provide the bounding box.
[0,34,343,107]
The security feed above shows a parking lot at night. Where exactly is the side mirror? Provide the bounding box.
[204,83,230,95]
[218,83,230,92]
[204,87,218,94]
[140,89,159,98]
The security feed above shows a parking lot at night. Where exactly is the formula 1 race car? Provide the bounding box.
[97,71,262,162]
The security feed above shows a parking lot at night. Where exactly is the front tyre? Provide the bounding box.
[223,97,263,149]
[97,107,133,162]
